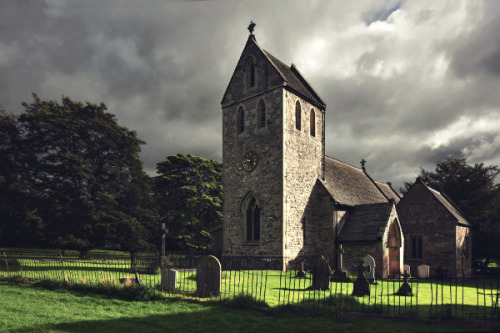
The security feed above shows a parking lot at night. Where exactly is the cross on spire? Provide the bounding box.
[248,21,256,35]
[361,158,367,172]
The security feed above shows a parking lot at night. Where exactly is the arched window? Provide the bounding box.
[310,109,316,137]
[258,100,266,128]
[295,101,301,130]
[245,57,256,88]
[237,107,245,134]
[245,197,260,241]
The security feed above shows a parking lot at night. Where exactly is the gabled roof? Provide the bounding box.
[260,49,326,108]
[322,156,389,206]
[418,180,472,227]
[374,180,401,203]
[338,202,395,242]
[222,35,326,109]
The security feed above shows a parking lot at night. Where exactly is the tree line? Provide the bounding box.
[0,95,221,258]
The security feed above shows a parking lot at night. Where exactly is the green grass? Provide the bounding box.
[1,281,497,333]
[1,253,498,320]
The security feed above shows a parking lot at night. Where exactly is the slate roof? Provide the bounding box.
[337,202,394,242]
[322,156,389,206]
[260,48,326,108]
[421,181,472,227]
[375,180,401,203]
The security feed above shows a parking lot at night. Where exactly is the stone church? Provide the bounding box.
[219,30,405,278]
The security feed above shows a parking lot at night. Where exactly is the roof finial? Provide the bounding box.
[248,21,256,36]
[360,158,366,172]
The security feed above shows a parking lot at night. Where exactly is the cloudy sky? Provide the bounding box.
[1,0,499,191]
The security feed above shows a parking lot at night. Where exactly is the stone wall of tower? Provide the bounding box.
[282,91,324,266]
[221,39,288,270]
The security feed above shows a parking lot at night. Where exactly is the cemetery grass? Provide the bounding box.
[0,281,490,333]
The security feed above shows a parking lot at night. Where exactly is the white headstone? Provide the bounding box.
[362,255,376,282]
[417,264,430,278]
[403,264,411,276]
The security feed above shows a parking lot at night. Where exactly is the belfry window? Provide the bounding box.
[295,101,301,130]
[258,100,266,128]
[245,57,256,88]
[237,107,245,134]
[310,109,316,137]
[246,197,260,242]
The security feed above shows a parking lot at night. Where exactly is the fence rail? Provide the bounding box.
[1,252,498,321]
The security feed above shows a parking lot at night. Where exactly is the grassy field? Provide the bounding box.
[2,281,498,333]
[1,251,498,320]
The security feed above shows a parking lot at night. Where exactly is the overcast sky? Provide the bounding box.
[1,0,499,191]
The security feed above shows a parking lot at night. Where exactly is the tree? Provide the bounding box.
[154,154,222,251]
[402,157,500,265]
[0,109,43,246]
[15,94,158,256]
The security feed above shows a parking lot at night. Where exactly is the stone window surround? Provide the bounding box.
[295,100,301,130]
[237,106,245,135]
[257,99,266,129]
[241,193,261,245]
[244,56,257,92]
[411,235,423,260]
[310,109,316,137]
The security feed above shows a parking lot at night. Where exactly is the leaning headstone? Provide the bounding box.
[397,270,413,296]
[417,264,430,278]
[196,255,221,297]
[311,255,332,290]
[352,262,370,296]
[161,268,178,291]
[362,255,376,283]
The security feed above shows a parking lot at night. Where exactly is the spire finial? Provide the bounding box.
[248,21,256,35]
[361,158,366,172]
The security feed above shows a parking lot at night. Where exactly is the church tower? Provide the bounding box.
[221,26,326,270]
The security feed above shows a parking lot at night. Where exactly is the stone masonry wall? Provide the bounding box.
[283,91,324,266]
[398,182,466,278]
[221,39,286,269]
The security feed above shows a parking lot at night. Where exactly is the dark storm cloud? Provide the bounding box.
[1,0,499,190]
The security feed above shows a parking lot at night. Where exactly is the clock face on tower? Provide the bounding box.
[242,151,258,171]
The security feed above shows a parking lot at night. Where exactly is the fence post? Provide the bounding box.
[60,254,66,284]
[3,252,9,279]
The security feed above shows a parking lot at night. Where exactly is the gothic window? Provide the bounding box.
[310,109,316,137]
[237,107,245,134]
[295,101,301,130]
[246,197,260,242]
[245,57,256,88]
[258,100,266,128]
[411,236,423,259]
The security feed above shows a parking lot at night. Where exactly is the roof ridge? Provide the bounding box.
[325,155,364,172]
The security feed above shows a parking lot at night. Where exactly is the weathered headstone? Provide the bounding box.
[296,261,306,277]
[196,255,221,297]
[352,262,370,296]
[362,255,376,283]
[161,268,178,291]
[403,264,411,277]
[311,255,331,290]
[333,244,349,280]
[417,264,430,278]
[397,270,413,296]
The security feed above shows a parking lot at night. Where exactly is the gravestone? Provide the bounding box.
[296,261,306,277]
[403,264,411,277]
[362,255,376,283]
[311,255,331,290]
[417,264,430,278]
[196,255,221,297]
[397,270,413,296]
[333,244,349,280]
[161,268,178,291]
[352,262,370,296]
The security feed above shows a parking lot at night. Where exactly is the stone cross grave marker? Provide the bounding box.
[403,264,411,277]
[352,262,370,297]
[196,255,221,297]
[161,268,178,291]
[311,255,331,290]
[362,255,376,283]
[417,264,430,278]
